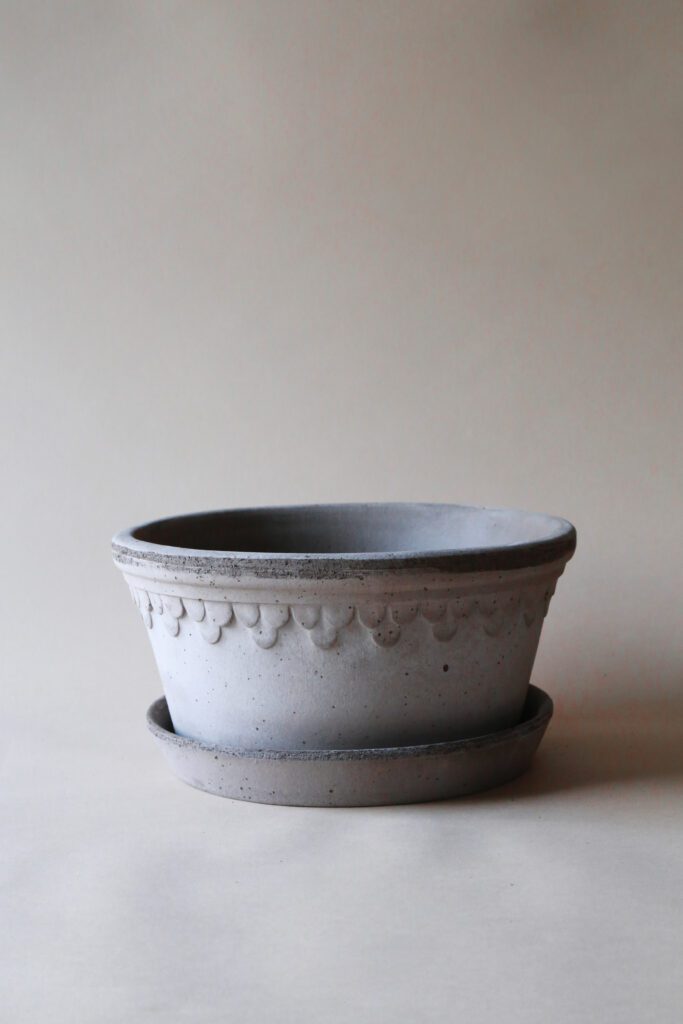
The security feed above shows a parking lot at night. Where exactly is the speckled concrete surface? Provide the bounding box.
[146,685,553,806]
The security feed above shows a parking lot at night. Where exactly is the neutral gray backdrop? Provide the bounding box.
[2,3,682,1022]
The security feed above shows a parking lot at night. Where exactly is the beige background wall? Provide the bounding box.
[2,0,682,729]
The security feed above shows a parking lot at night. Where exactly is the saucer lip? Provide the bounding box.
[113,502,576,580]
[146,685,553,762]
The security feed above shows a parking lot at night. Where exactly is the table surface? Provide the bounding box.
[3,700,682,1024]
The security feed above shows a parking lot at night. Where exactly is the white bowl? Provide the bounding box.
[112,503,575,750]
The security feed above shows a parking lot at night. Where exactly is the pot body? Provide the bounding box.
[117,560,567,749]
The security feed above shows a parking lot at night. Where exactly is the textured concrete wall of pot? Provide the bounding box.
[113,503,575,750]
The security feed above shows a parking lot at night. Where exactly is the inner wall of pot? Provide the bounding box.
[132,503,569,555]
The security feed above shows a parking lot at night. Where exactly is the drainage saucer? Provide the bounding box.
[146,685,552,807]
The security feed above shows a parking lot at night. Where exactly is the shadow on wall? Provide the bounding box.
[338,684,683,815]
[467,691,683,802]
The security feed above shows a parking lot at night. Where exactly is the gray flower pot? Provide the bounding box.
[112,503,575,750]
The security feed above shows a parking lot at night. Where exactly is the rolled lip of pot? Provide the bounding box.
[111,502,576,582]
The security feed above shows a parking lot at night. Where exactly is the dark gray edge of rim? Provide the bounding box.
[112,504,577,579]
[146,686,553,762]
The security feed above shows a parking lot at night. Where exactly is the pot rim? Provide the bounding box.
[112,502,576,580]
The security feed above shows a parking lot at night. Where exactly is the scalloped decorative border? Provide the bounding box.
[129,584,556,649]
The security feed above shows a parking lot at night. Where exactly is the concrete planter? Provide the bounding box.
[112,503,575,750]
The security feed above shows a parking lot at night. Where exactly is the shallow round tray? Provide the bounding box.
[146,685,553,807]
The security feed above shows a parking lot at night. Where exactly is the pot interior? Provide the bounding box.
[131,503,572,557]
